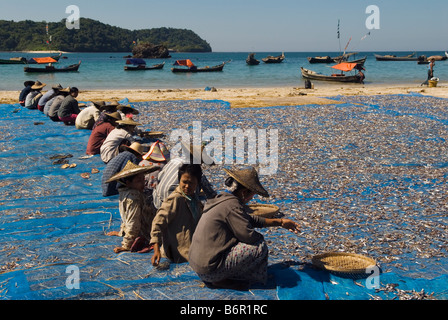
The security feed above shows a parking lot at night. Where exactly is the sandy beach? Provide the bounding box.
[1,83,447,107]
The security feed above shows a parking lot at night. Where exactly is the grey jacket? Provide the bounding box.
[188,192,266,274]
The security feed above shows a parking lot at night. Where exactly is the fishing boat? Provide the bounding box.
[308,52,362,64]
[24,59,81,73]
[27,52,62,64]
[124,59,165,71]
[374,52,421,61]
[246,53,260,65]
[300,62,364,83]
[0,52,62,65]
[171,59,227,73]
[262,53,285,64]
[334,56,367,65]
[0,57,28,64]
[307,56,333,64]
[417,54,447,64]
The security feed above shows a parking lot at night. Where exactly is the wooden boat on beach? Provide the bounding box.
[300,66,363,83]
[374,52,421,61]
[246,53,260,65]
[262,53,285,63]
[124,59,165,71]
[171,59,227,73]
[25,61,81,73]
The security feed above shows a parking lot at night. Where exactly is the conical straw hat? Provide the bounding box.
[223,167,269,198]
[106,161,159,183]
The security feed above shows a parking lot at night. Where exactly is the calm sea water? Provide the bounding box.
[1,51,447,91]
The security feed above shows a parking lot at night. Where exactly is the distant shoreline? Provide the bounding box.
[1,85,447,108]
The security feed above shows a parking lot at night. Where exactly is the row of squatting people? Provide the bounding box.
[105,143,300,290]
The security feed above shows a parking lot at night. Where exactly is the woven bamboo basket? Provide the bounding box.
[312,252,377,274]
[248,204,280,218]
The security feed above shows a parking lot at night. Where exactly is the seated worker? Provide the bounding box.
[189,166,300,290]
[37,84,63,112]
[86,111,122,156]
[47,87,71,121]
[151,142,217,211]
[92,101,120,130]
[101,142,144,197]
[75,101,104,130]
[150,164,204,266]
[100,118,141,164]
[105,161,159,254]
[25,81,46,109]
[19,81,35,106]
[58,87,81,125]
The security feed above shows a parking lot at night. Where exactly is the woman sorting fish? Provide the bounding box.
[188,166,300,290]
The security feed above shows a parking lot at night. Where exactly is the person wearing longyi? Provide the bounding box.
[105,161,159,254]
[188,166,300,290]
[58,87,81,125]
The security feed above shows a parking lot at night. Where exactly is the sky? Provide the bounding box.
[0,0,447,52]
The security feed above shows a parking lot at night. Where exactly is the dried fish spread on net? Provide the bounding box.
[0,95,447,300]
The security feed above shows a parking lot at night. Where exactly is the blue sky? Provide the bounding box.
[1,0,446,52]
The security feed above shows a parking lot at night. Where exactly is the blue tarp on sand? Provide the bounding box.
[0,96,447,300]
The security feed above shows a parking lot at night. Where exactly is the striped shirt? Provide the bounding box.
[152,158,217,209]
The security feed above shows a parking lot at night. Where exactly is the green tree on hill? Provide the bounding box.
[0,18,212,53]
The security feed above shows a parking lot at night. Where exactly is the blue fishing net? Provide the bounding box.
[0,94,447,300]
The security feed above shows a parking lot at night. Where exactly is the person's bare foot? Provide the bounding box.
[106,231,120,236]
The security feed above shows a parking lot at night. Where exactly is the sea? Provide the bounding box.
[1,51,447,91]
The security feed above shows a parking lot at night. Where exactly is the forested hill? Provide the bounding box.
[0,18,212,52]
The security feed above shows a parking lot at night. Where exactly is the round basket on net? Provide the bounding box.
[312,252,377,275]
[247,204,280,218]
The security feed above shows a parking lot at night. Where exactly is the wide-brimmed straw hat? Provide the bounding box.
[31,81,46,90]
[118,104,140,115]
[106,160,159,183]
[180,141,215,165]
[52,84,63,90]
[117,118,141,126]
[59,87,71,93]
[123,142,144,157]
[142,141,170,162]
[223,167,269,198]
[92,101,106,109]
[105,111,122,121]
